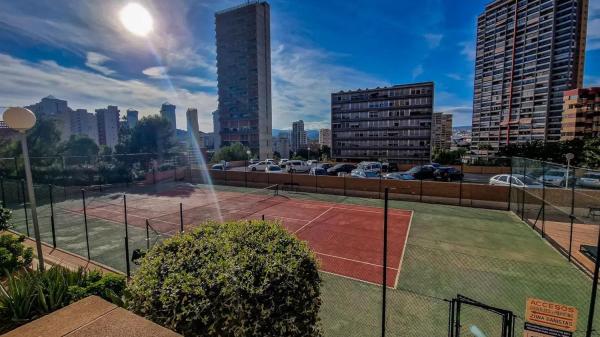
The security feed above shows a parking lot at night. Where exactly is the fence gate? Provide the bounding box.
[448,295,515,337]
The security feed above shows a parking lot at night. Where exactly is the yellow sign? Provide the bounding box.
[525,298,578,333]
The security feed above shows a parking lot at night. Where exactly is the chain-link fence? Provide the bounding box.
[3,153,600,336]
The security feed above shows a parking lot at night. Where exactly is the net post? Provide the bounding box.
[81,189,90,260]
[382,187,389,337]
[49,184,56,248]
[179,203,184,233]
[419,157,424,203]
[145,219,150,251]
[153,167,156,185]
[262,214,265,221]
[21,179,30,236]
[124,194,131,278]
[0,175,5,208]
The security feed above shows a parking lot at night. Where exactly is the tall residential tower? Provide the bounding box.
[215,1,272,159]
[471,0,588,152]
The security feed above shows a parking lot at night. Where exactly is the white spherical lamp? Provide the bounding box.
[3,107,36,132]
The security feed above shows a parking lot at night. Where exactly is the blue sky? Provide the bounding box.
[0,0,598,131]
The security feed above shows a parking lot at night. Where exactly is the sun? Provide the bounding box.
[119,3,153,37]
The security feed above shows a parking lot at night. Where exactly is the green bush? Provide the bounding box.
[0,266,126,328]
[0,207,12,231]
[127,220,322,337]
[0,234,33,273]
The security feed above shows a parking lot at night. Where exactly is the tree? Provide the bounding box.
[211,143,250,163]
[432,148,467,165]
[127,220,322,337]
[59,135,99,157]
[125,116,175,155]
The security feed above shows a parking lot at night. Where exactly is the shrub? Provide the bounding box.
[0,234,33,273]
[0,207,12,231]
[0,266,125,327]
[127,220,322,337]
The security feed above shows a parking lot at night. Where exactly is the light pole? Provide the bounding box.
[3,107,45,270]
[565,153,574,190]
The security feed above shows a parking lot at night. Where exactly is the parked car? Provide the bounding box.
[383,172,415,180]
[381,162,399,173]
[489,174,542,188]
[265,158,276,164]
[357,161,382,173]
[327,163,356,176]
[402,165,436,180]
[249,159,260,165]
[211,164,226,171]
[537,170,575,187]
[309,167,328,176]
[248,161,270,171]
[279,158,289,166]
[577,173,600,189]
[317,163,333,171]
[350,169,380,179]
[286,160,311,173]
[265,165,284,174]
[306,160,319,166]
[433,167,464,182]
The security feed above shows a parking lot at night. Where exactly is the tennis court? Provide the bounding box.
[51,183,413,287]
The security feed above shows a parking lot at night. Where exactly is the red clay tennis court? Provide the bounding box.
[62,184,413,287]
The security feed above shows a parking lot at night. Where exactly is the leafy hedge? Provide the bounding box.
[0,234,33,273]
[127,220,322,337]
[0,266,126,332]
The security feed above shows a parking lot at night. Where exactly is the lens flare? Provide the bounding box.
[119,3,153,37]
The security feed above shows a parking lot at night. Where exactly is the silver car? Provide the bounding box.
[577,173,600,189]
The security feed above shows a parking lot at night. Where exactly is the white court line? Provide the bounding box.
[314,251,399,271]
[394,210,414,289]
[293,207,334,234]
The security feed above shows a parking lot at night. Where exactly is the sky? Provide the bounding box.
[0,0,598,132]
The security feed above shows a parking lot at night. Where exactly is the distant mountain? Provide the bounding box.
[453,126,472,132]
[272,129,319,140]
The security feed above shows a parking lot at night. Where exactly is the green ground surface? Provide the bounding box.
[6,182,596,337]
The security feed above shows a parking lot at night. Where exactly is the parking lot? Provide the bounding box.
[227,163,496,185]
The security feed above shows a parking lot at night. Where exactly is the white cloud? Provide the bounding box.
[446,73,463,81]
[459,41,476,61]
[424,33,443,49]
[271,44,386,129]
[0,53,217,132]
[142,66,169,79]
[85,52,115,75]
[412,64,424,79]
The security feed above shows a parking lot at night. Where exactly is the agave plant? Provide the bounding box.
[0,271,37,322]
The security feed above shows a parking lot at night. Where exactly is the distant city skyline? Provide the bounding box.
[0,0,598,131]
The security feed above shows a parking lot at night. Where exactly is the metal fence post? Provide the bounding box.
[152,167,156,185]
[179,203,184,233]
[124,194,131,278]
[541,161,546,237]
[21,179,30,236]
[245,160,248,188]
[419,158,424,203]
[49,184,56,248]
[586,222,600,337]
[568,171,576,262]
[507,157,513,211]
[521,160,527,220]
[459,161,464,206]
[382,187,389,337]
[0,176,5,208]
[145,219,150,251]
[81,189,90,260]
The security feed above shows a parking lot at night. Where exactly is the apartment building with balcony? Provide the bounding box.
[561,87,600,140]
[331,82,434,164]
[431,112,453,151]
[215,1,272,159]
[471,0,588,152]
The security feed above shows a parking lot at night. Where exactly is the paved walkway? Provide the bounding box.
[2,296,180,337]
